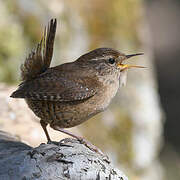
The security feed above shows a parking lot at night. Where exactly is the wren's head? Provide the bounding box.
[76,48,144,86]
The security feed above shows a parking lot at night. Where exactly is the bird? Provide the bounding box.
[10,19,144,151]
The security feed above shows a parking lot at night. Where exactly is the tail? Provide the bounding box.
[20,19,57,81]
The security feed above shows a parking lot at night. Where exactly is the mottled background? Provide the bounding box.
[0,0,179,179]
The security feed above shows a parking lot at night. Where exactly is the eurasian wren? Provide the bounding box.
[11,19,144,150]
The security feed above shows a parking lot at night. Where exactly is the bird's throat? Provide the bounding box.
[119,70,127,87]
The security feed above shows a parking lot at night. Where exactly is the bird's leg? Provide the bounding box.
[50,124,105,156]
[40,120,51,142]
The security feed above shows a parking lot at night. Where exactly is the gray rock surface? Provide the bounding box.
[0,131,128,180]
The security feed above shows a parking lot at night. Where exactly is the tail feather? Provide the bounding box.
[43,19,57,69]
[20,19,57,81]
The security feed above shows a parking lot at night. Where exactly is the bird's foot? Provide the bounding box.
[77,137,108,159]
[49,125,109,160]
[47,140,59,145]
[47,140,73,147]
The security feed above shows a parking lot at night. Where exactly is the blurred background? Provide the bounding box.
[0,0,179,179]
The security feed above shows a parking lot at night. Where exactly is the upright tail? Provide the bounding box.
[20,19,57,81]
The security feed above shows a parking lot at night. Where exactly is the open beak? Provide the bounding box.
[118,53,146,71]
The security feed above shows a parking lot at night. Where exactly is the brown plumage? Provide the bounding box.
[11,19,144,150]
[20,19,56,81]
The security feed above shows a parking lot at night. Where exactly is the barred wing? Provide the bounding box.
[11,75,100,102]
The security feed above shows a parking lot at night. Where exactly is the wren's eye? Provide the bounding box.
[108,58,115,64]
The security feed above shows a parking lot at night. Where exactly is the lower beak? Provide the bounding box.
[118,64,146,71]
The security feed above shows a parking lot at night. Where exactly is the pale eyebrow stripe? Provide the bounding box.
[91,55,113,61]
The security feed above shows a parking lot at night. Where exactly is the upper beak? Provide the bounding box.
[125,53,144,59]
[117,53,146,71]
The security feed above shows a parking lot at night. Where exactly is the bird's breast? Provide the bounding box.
[93,76,120,112]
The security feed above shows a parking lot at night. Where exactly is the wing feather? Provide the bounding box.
[11,74,100,102]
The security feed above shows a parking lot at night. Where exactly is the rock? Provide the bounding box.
[0,131,128,180]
